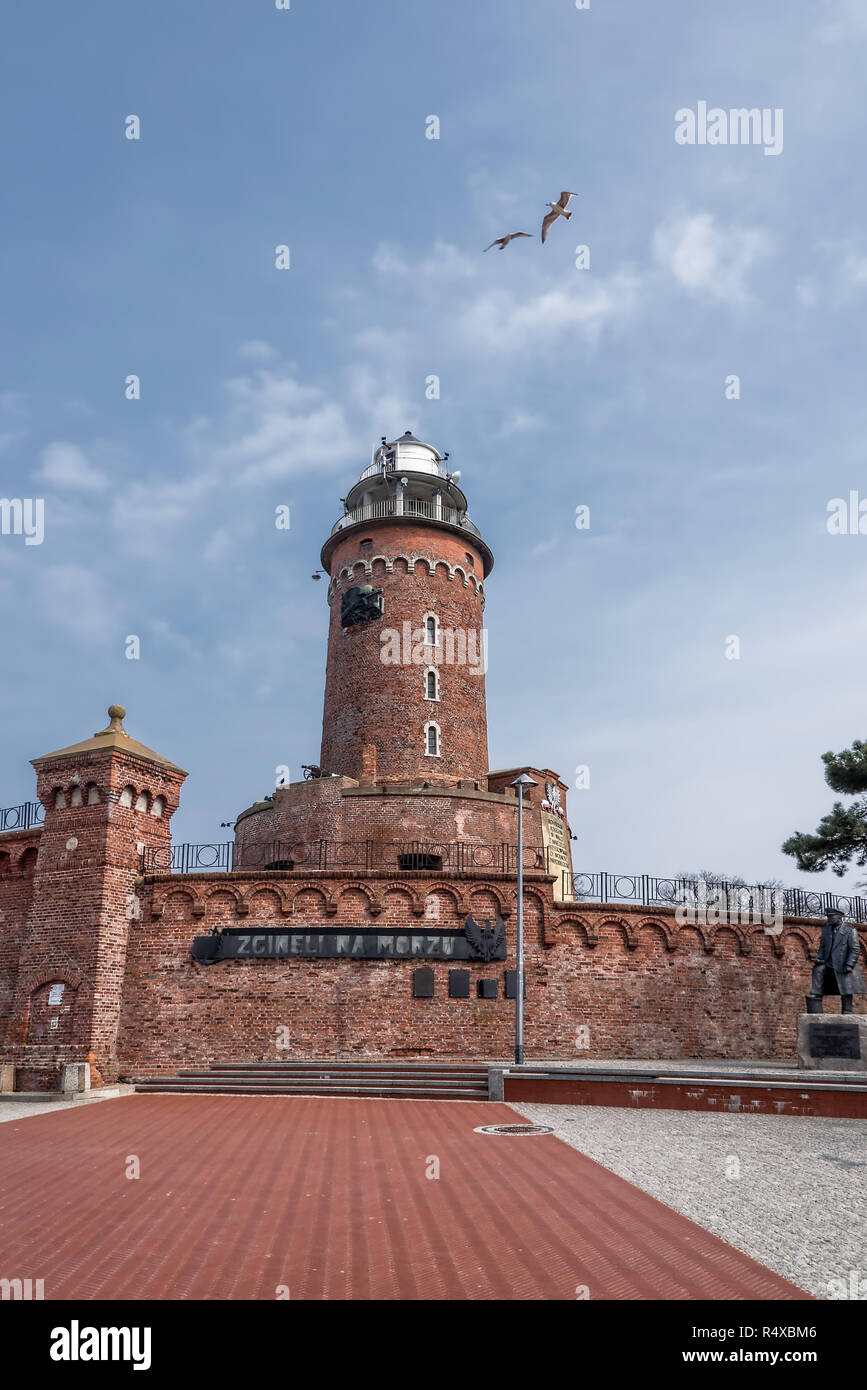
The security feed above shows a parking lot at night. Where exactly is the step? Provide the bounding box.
[177,1068,488,1082]
[134,1082,488,1099]
[198,1067,491,1078]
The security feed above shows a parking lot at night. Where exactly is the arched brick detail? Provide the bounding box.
[777,925,816,961]
[635,917,677,952]
[553,915,598,947]
[333,881,382,918]
[596,915,635,950]
[290,885,334,917]
[154,888,197,920]
[243,887,285,920]
[379,883,424,917]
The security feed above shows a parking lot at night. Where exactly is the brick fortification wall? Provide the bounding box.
[0,831,41,1048]
[113,875,865,1074]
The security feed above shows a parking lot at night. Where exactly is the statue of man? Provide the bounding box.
[808,907,866,1014]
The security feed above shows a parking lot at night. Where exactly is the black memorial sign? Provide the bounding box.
[808,1022,861,1060]
[192,916,507,965]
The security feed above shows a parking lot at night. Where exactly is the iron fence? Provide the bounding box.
[561,870,867,925]
[0,801,45,833]
[141,839,549,876]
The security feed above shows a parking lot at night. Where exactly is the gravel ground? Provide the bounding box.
[511,1102,867,1300]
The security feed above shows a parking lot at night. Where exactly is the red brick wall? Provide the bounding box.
[320,525,489,785]
[0,830,40,1047]
[234,779,543,871]
[5,750,185,1083]
[112,876,864,1073]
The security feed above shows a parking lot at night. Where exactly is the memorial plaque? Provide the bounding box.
[192,919,507,964]
[808,1022,861,1060]
[448,969,470,998]
[541,809,572,902]
[477,979,498,1000]
[412,967,434,999]
[505,970,526,1000]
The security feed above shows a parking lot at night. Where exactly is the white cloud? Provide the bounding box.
[36,565,119,642]
[652,211,772,305]
[38,442,106,492]
[456,270,642,353]
[111,472,212,538]
[217,372,356,484]
[818,0,867,42]
[202,527,234,564]
[372,244,410,278]
[796,279,818,307]
[238,339,278,361]
[793,241,867,308]
[499,410,546,437]
[419,240,478,281]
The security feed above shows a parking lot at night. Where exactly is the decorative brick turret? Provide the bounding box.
[318,432,494,786]
[5,705,185,1087]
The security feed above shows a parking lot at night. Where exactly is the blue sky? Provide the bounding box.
[2,0,867,895]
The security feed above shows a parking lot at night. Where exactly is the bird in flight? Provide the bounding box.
[541,191,578,244]
[483,232,533,252]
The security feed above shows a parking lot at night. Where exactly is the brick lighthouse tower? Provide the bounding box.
[234,432,571,890]
[318,431,494,788]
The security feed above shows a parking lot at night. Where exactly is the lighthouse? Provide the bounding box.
[318,431,494,787]
[233,431,569,885]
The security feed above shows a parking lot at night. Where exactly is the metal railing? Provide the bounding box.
[331,497,481,539]
[358,459,449,482]
[141,839,549,876]
[561,870,867,924]
[0,801,45,833]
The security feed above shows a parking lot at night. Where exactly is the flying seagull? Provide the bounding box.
[541,191,578,244]
[483,232,532,252]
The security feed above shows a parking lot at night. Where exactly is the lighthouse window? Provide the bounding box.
[425,723,440,756]
[426,616,437,645]
[360,538,373,551]
[425,669,438,700]
[465,553,474,569]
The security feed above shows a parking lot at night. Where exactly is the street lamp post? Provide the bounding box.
[510,773,537,1065]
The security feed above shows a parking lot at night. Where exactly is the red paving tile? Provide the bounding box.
[0,1095,810,1300]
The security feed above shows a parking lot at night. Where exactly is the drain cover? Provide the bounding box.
[474,1123,554,1136]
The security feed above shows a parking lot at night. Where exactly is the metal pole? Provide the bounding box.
[515,782,524,1066]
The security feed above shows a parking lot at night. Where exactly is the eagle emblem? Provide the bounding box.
[463,914,506,962]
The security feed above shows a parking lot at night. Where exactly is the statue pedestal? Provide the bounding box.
[797,1013,867,1071]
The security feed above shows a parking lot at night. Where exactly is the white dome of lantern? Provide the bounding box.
[323,431,494,577]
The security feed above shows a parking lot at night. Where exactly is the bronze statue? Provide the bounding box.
[807,908,866,1014]
[341,584,383,629]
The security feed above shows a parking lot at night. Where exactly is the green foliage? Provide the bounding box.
[783,739,867,876]
[821,740,867,795]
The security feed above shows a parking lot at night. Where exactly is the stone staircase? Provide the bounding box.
[134,1061,492,1101]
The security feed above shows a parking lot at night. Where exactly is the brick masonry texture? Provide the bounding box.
[114,884,864,1072]
[1,463,866,1086]
[320,524,489,785]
